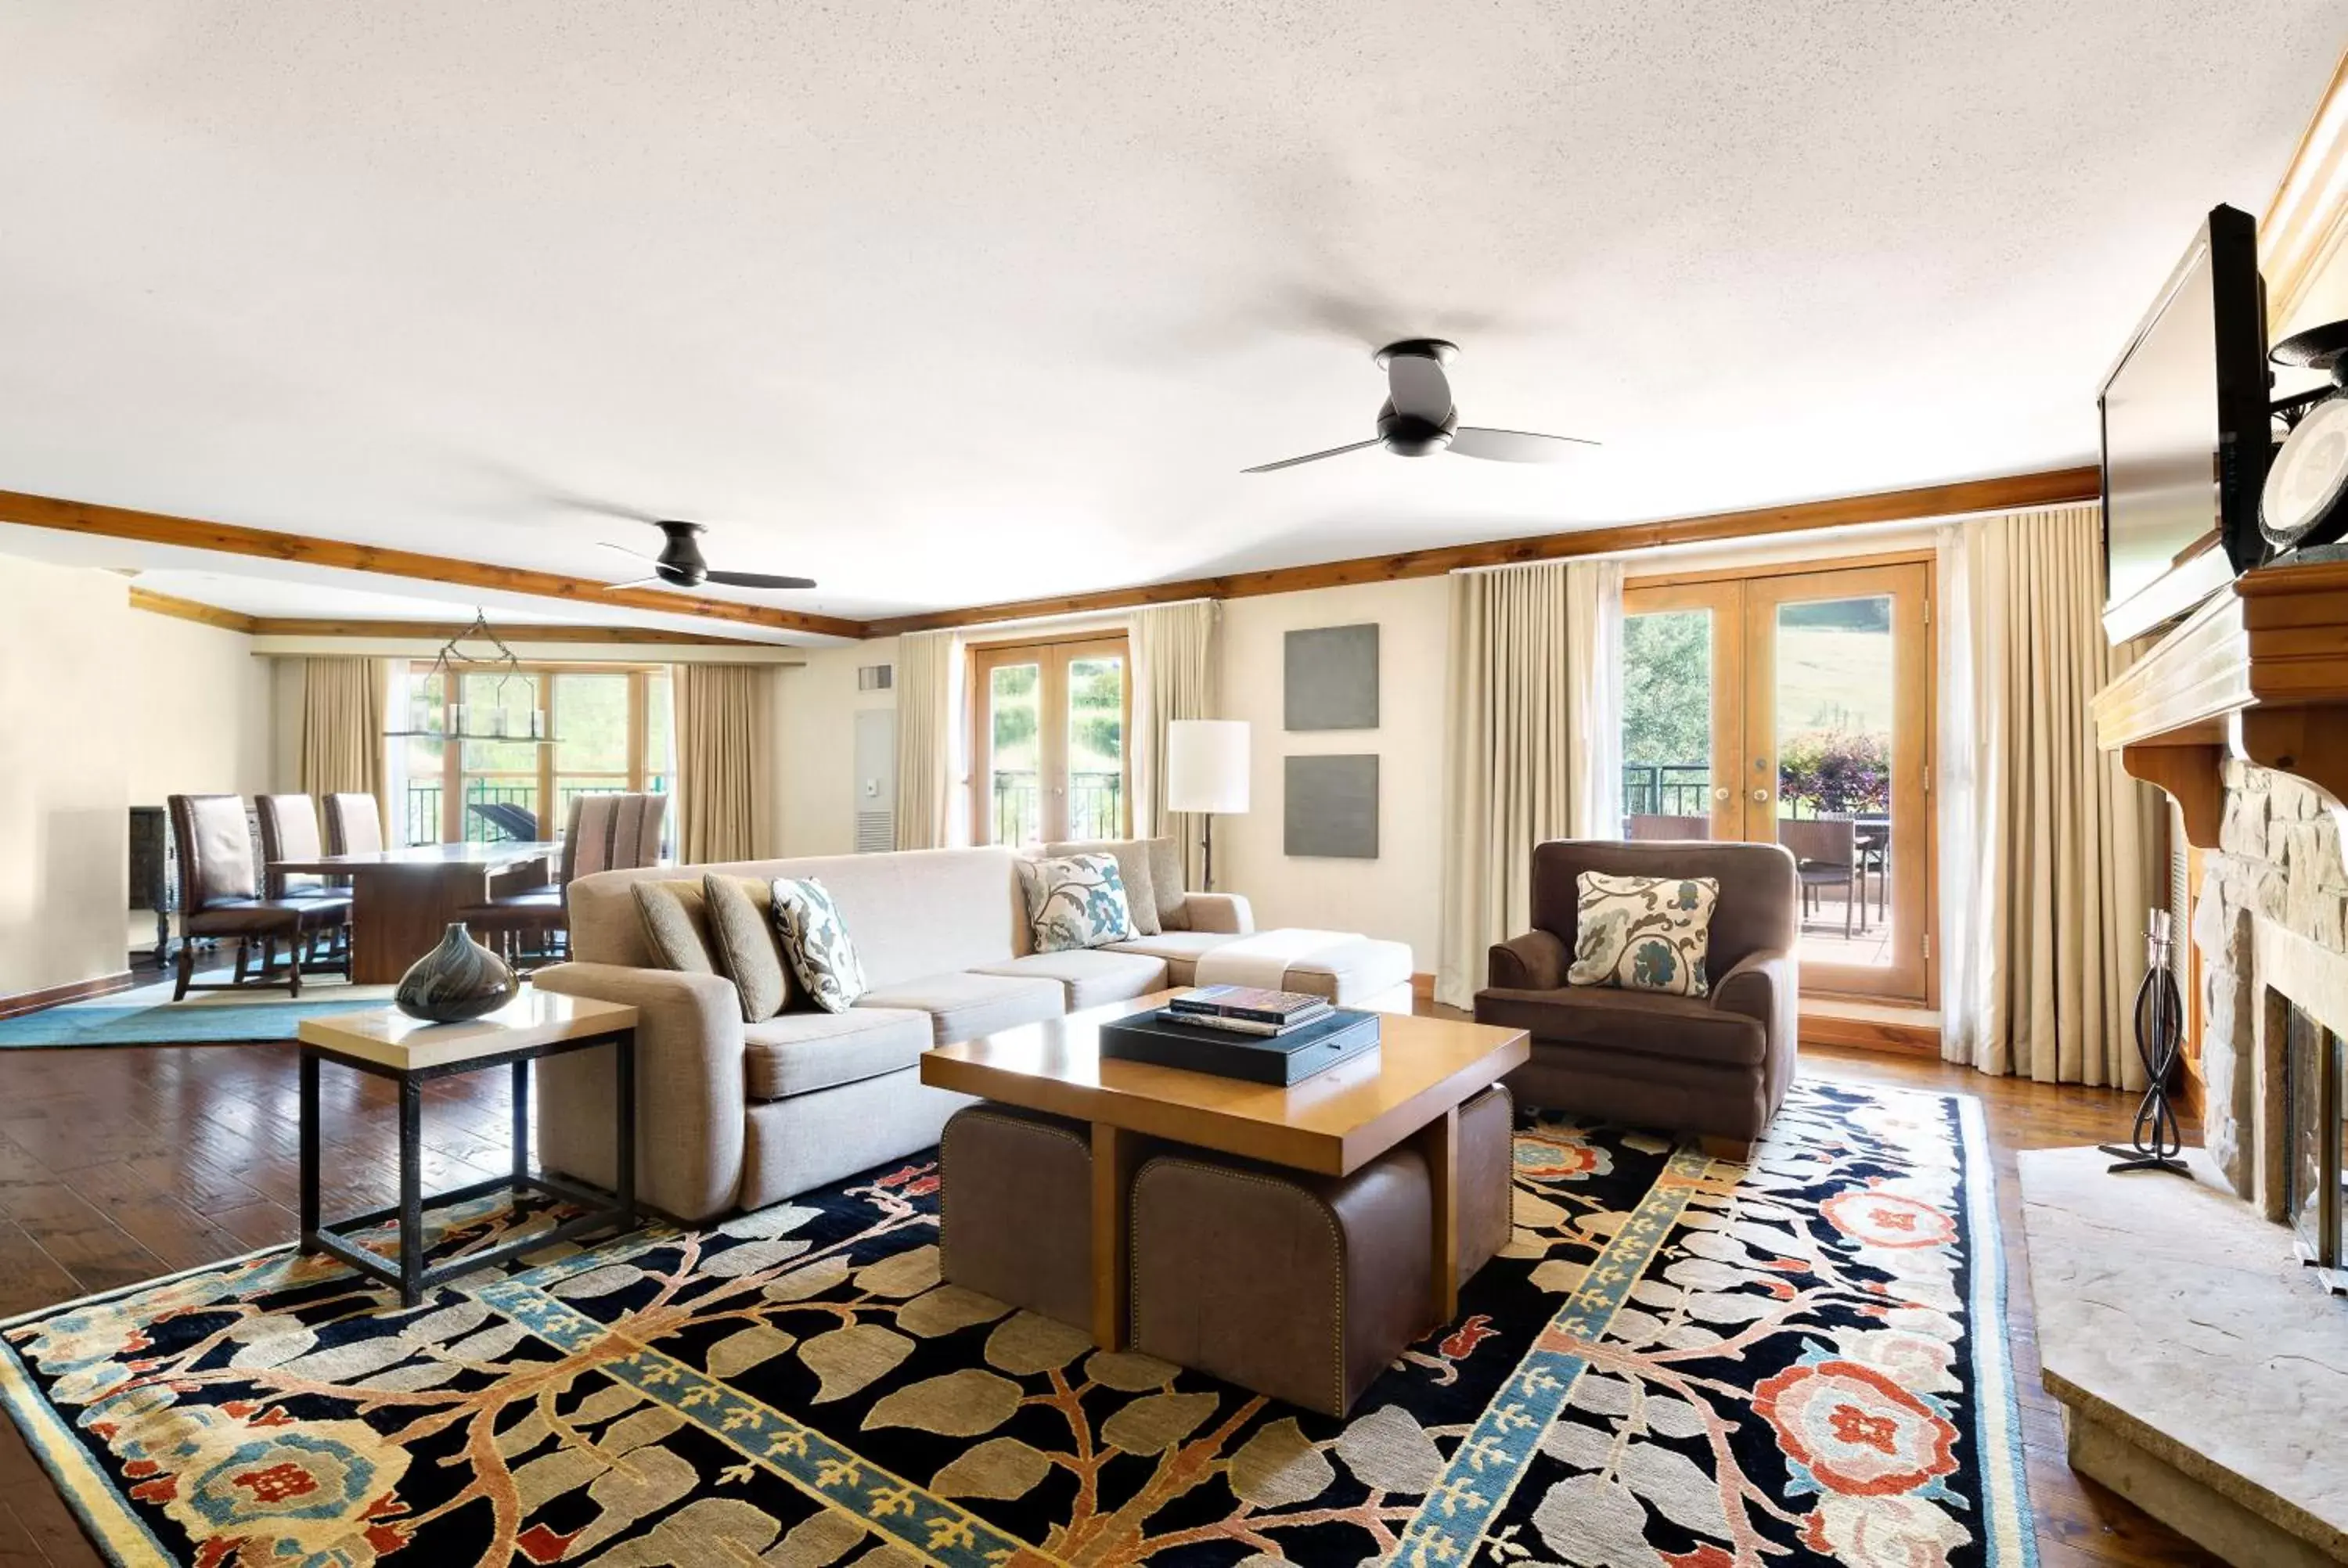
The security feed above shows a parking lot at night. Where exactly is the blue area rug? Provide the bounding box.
[0,973,397,1048]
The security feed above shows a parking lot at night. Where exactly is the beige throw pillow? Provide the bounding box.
[703,874,795,1022]
[632,880,716,973]
[1144,836,1187,931]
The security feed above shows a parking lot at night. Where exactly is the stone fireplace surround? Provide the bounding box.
[2192,761,2348,1218]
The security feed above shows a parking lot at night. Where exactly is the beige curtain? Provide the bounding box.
[1436,559,1622,1010]
[674,664,775,865]
[1949,505,2149,1085]
[893,630,958,850]
[1131,600,1221,889]
[299,656,390,829]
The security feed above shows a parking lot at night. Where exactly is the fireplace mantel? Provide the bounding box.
[2092,557,2348,847]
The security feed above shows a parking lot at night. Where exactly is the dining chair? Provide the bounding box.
[458,792,668,967]
[323,793,384,858]
[1777,816,1860,937]
[256,794,355,973]
[1626,813,1712,841]
[170,794,351,999]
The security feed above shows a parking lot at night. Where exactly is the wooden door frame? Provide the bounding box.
[1621,552,1939,1008]
[965,633,1133,846]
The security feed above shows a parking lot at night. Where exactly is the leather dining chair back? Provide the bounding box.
[561,793,668,884]
[256,795,327,897]
[171,793,260,911]
[324,793,384,857]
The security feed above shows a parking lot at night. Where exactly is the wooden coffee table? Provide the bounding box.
[920,991,1529,1349]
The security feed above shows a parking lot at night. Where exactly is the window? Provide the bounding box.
[967,635,1129,846]
[409,663,675,848]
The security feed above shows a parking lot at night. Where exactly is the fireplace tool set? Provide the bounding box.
[2100,909,2191,1176]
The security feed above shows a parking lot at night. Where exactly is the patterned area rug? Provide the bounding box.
[0,1080,2031,1566]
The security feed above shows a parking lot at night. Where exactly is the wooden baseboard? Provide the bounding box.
[1410,972,1435,1002]
[0,969,136,1021]
[1799,1009,1940,1056]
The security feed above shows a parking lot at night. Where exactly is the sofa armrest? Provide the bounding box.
[1183,892,1254,934]
[531,962,748,1222]
[1488,930,1568,991]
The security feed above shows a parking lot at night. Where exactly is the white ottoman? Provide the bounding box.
[1190,930,1415,1008]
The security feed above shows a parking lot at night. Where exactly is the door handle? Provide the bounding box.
[1751,789,1770,804]
[1713,787,1729,802]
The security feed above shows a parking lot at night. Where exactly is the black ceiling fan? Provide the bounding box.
[1244,339,1601,473]
[599,520,816,592]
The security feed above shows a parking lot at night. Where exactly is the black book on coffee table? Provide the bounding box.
[1099,1007,1381,1087]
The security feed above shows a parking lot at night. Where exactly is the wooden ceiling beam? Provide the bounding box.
[0,488,865,640]
[862,465,2103,636]
[247,617,770,646]
[126,585,261,634]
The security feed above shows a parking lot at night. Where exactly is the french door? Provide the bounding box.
[967,635,1131,846]
[1620,560,1934,1002]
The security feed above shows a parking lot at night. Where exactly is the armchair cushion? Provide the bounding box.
[1475,985,1766,1070]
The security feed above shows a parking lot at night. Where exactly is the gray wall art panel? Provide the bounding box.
[1284,623,1380,731]
[1284,753,1379,859]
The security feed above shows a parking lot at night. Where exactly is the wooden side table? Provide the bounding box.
[295,990,639,1306]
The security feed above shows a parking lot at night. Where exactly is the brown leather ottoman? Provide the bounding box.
[938,1103,1093,1329]
[1129,1084,1512,1416]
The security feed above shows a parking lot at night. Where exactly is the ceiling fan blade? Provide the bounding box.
[1447,426,1601,462]
[598,540,657,563]
[1241,438,1383,474]
[1386,354,1453,422]
[704,569,819,591]
[602,575,667,592]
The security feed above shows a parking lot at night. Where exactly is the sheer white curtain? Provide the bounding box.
[893,629,962,850]
[1131,600,1221,890]
[1436,559,1623,1010]
[1939,506,2148,1085]
[383,660,412,847]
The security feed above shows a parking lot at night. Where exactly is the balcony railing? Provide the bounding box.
[989,770,1122,846]
[403,778,672,847]
[1622,762,1712,818]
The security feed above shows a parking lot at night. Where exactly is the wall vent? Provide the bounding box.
[855,810,895,854]
[858,664,895,692]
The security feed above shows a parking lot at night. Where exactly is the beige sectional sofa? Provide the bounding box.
[531,844,1255,1221]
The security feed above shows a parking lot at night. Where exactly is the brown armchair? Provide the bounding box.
[170,794,351,1000]
[1475,838,1798,1158]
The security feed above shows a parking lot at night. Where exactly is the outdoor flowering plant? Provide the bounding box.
[1778,727,1890,815]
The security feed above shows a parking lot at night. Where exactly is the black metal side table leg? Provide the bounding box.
[398,1077,425,1307]
[512,1057,531,1185]
[298,1048,321,1250]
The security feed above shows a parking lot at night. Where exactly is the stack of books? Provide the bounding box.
[1157,985,1332,1037]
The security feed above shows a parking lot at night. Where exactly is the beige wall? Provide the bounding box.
[0,561,133,998]
[777,638,899,857]
[1213,578,1449,972]
[123,612,275,805]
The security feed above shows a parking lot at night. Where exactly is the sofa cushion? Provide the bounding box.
[743,1007,933,1100]
[971,949,1167,1010]
[1104,930,1242,987]
[1021,853,1141,953]
[772,876,870,1012]
[859,971,1065,1045]
[704,874,794,1022]
[1475,984,1766,1070]
[631,880,717,973]
[1043,839,1161,937]
[1146,836,1187,931]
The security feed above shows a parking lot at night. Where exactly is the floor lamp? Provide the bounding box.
[1166,720,1249,891]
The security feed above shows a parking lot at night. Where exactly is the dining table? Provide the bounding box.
[267,841,558,984]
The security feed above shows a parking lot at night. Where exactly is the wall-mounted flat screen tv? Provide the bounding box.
[2099,203,2271,643]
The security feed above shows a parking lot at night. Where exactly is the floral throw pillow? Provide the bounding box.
[769,876,868,1013]
[1022,853,1140,954]
[1565,871,1720,997]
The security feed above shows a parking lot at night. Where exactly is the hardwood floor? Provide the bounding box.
[0,1039,2218,1566]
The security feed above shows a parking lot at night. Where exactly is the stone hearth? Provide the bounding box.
[2022,1146,2348,1566]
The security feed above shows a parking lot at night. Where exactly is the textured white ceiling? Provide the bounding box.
[0,2,2340,621]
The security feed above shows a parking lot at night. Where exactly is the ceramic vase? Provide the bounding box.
[394,922,517,1023]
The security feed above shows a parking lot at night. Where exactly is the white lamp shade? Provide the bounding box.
[1166,720,1250,815]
